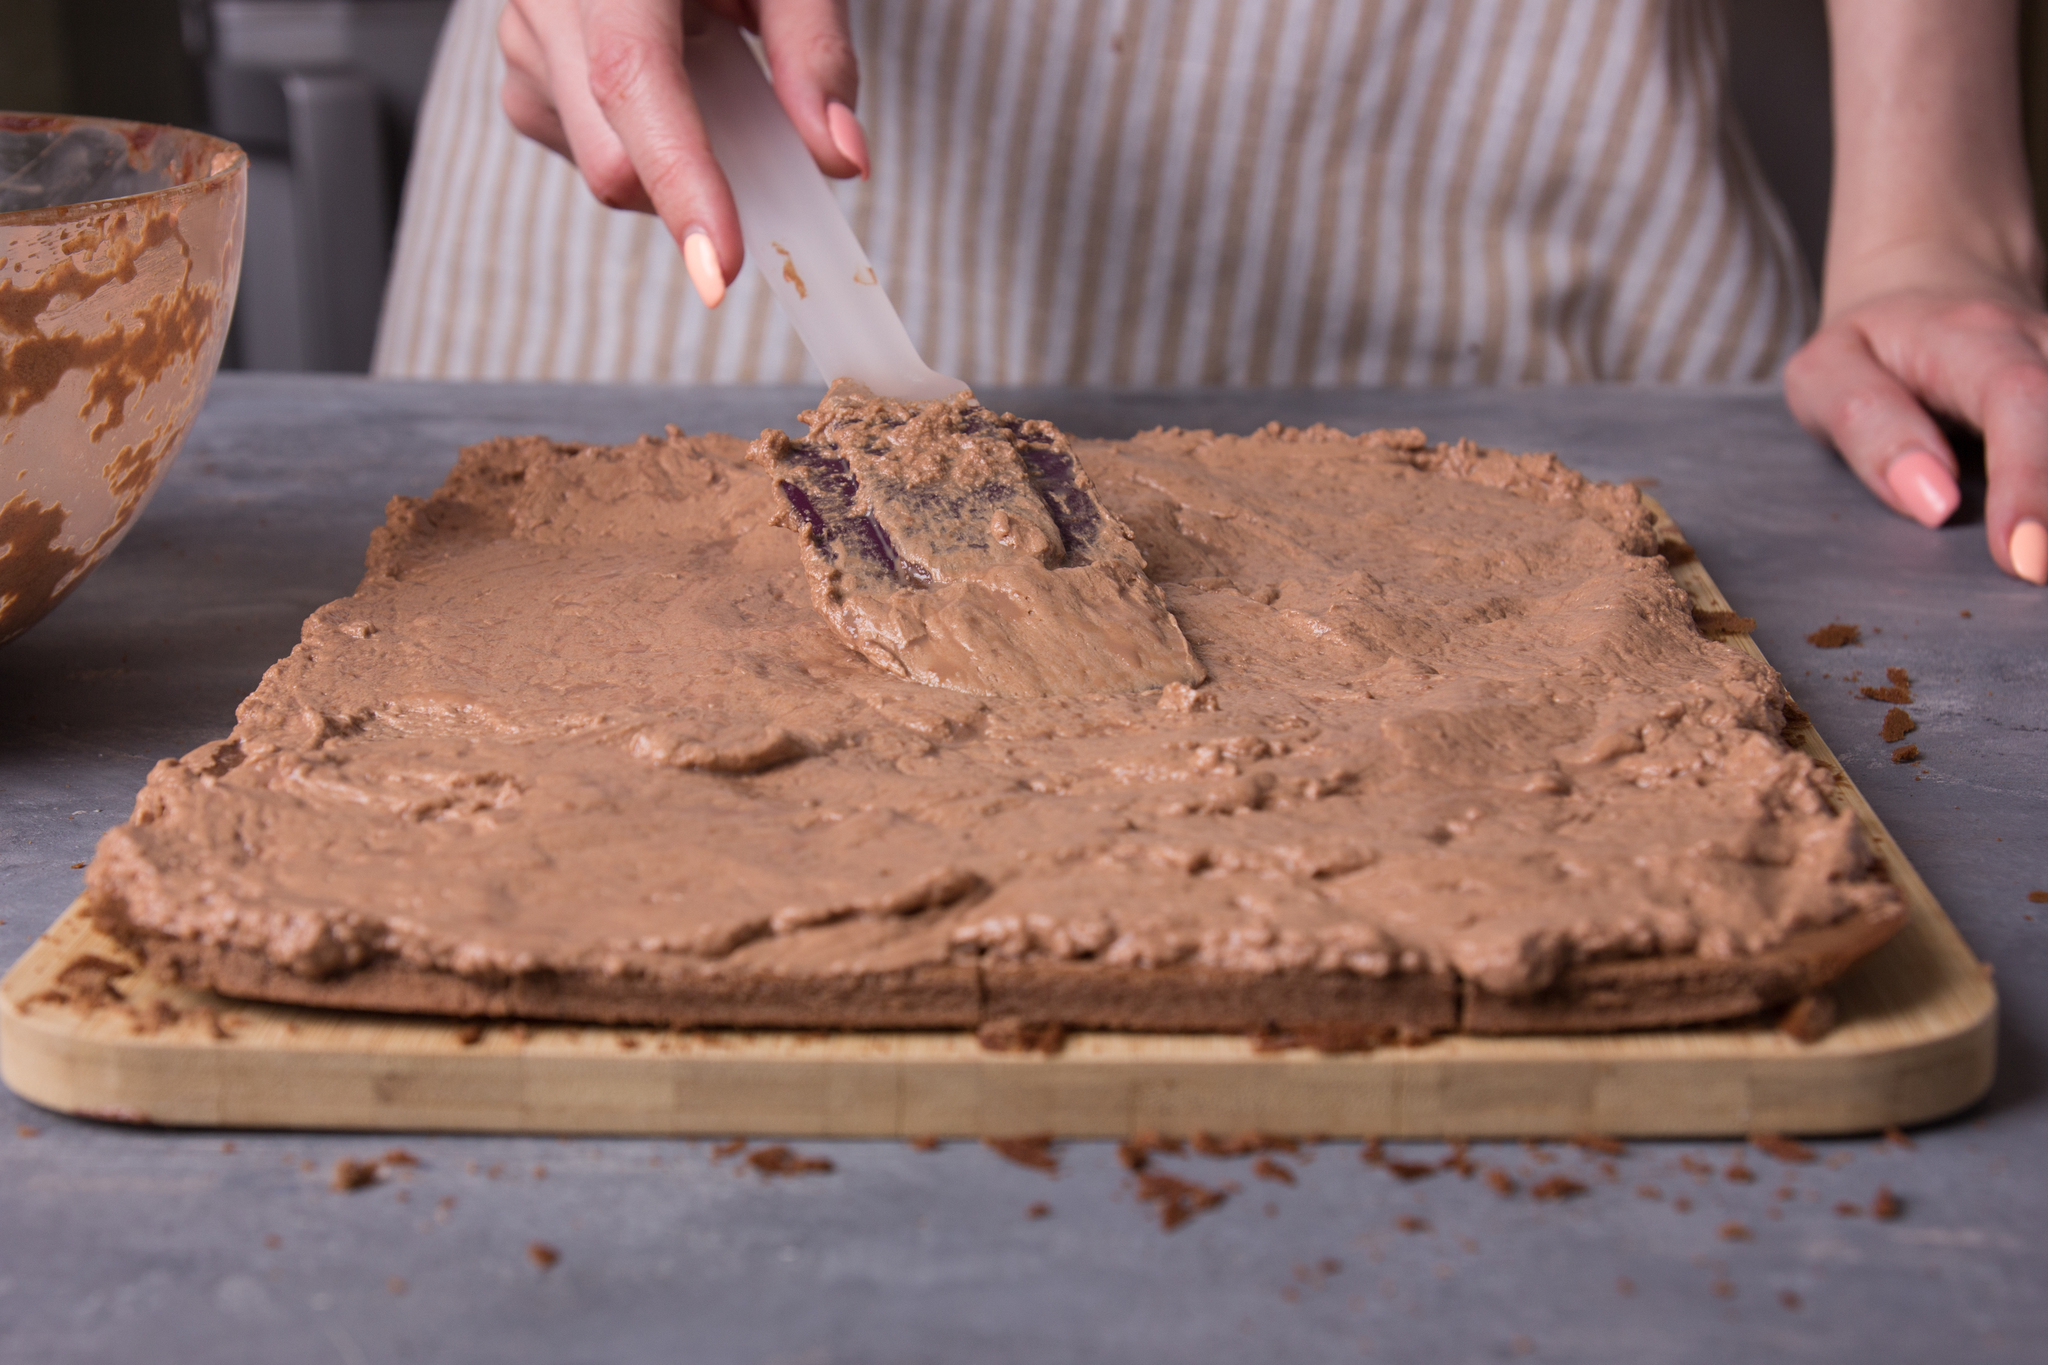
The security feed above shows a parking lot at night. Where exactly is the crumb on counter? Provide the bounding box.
[1807,622,1861,648]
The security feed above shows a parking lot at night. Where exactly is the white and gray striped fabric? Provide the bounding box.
[373,0,1814,387]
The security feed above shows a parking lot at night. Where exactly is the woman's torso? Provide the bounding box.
[374,0,1813,387]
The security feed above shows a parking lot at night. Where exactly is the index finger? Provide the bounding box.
[578,0,743,287]
[1878,309,2048,583]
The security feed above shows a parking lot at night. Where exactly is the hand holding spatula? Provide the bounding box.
[687,12,1202,699]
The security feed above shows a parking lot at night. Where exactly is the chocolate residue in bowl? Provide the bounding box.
[0,493,88,643]
[0,209,217,437]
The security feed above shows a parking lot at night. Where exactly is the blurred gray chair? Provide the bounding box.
[195,0,452,372]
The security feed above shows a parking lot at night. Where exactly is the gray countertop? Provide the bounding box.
[3,375,2042,1364]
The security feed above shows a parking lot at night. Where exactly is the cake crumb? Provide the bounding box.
[710,1138,747,1161]
[1636,1185,1663,1201]
[1485,1169,1518,1197]
[380,1148,420,1168]
[1381,1159,1438,1182]
[1617,1276,1637,1297]
[1779,1289,1803,1311]
[1711,1278,1736,1300]
[386,1276,407,1296]
[1881,706,1916,743]
[1250,1021,1403,1054]
[1834,1201,1862,1217]
[331,1159,381,1192]
[976,1018,1067,1054]
[1724,1163,1756,1184]
[1190,1131,1299,1158]
[263,1234,281,1249]
[984,1134,1059,1174]
[1569,1134,1627,1157]
[1859,668,1914,704]
[1672,1196,1693,1213]
[1807,622,1861,648]
[1872,1187,1904,1220]
[1395,1214,1431,1234]
[16,1125,39,1139]
[1882,1125,1916,1149]
[1252,1156,1297,1185]
[1530,1175,1587,1201]
[1719,1222,1753,1242]
[1134,1171,1228,1231]
[1750,1133,1817,1163]
[745,1145,834,1177]
[908,1135,941,1152]
[1026,1202,1051,1220]
[2027,891,2048,905]
[1657,538,1697,565]
[1778,993,1837,1043]
[1891,743,1921,764]
[1119,1132,1184,1171]
[1693,609,1756,635]
[527,1241,559,1270]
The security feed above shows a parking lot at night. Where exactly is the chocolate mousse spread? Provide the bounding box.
[85,409,1904,1035]
[753,384,1203,698]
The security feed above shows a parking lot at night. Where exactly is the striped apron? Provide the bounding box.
[374,0,1813,388]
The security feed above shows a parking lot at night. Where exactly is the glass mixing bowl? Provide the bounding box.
[1,113,246,645]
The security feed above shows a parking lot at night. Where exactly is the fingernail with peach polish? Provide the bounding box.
[1884,451,1960,529]
[826,102,870,178]
[2011,518,2048,585]
[683,231,725,309]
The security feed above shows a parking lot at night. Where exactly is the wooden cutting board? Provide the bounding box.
[0,501,1996,1138]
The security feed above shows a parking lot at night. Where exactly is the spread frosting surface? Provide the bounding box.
[753,383,1203,698]
[89,412,1900,999]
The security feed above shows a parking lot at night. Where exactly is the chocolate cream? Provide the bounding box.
[87,401,1900,1002]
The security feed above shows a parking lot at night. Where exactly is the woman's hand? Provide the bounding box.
[498,0,867,308]
[1785,253,2048,583]
[1786,0,2047,584]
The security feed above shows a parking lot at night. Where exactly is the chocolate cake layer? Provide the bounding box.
[85,405,1904,1035]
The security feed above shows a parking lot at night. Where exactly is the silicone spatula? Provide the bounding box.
[682,13,965,402]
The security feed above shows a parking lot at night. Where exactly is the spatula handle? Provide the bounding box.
[684,15,966,401]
